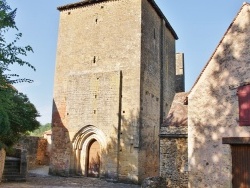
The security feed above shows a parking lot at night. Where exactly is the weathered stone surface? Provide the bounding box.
[15,136,49,169]
[36,139,49,165]
[0,148,6,183]
[51,0,177,184]
[141,176,166,188]
[175,53,185,93]
[138,0,177,182]
[160,138,188,188]
[188,3,250,187]
[160,93,188,187]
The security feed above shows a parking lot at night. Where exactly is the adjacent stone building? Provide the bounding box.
[159,52,187,187]
[160,92,188,187]
[188,3,250,187]
[50,0,178,183]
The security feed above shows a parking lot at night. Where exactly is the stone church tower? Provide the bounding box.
[50,0,178,183]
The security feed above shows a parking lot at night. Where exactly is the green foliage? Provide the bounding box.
[0,86,40,149]
[30,123,51,137]
[0,0,34,84]
[0,0,40,149]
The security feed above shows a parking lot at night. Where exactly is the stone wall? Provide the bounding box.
[160,138,188,187]
[175,53,185,92]
[52,0,177,183]
[52,0,142,181]
[188,4,250,187]
[36,139,49,165]
[0,148,6,182]
[139,0,176,181]
[15,136,49,169]
[160,92,188,187]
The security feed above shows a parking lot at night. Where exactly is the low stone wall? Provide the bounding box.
[36,139,49,165]
[160,92,188,187]
[15,136,49,169]
[0,148,6,182]
[160,137,188,187]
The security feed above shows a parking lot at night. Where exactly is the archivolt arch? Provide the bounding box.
[72,125,106,175]
[73,125,107,150]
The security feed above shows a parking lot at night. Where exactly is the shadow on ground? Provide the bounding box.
[1,166,140,188]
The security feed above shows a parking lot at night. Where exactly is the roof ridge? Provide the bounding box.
[189,2,249,95]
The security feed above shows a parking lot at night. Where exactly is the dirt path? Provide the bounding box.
[1,166,140,188]
[1,175,140,188]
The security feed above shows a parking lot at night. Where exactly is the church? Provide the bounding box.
[50,0,250,187]
[50,0,182,183]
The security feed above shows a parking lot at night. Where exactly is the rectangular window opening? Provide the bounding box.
[238,84,250,126]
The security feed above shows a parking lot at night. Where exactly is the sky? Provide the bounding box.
[6,0,248,124]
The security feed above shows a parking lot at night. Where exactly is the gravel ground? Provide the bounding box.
[1,166,140,188]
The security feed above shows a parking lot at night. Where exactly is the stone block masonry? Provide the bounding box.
[175,53,185,93]
[15,136,49,169]
[51,0,177,183]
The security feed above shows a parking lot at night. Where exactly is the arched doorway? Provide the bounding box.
[87,139,100,177]
[72,125,106,177]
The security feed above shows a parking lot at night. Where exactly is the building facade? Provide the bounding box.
[188,3,250,187]
[50,0,178,183]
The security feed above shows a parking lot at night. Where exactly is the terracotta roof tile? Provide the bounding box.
[162,92,188,127]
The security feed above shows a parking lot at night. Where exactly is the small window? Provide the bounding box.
[238,85,250,126]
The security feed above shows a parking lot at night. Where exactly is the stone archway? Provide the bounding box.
[72,125,106,176]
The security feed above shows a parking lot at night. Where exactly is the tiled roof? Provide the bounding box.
[162,92,188,127]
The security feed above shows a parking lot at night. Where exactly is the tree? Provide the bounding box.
[0,0,40,149]
[0,0,34,84]
[0,86,40,148]
[30,123,51,137]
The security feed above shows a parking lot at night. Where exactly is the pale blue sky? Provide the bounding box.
[7,0,248,124]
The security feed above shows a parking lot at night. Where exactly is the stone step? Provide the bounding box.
[3,171,20,175]
[3,157,23,181]
[2,173,25,182]
[2,175,26,182]
[2,151,27,182]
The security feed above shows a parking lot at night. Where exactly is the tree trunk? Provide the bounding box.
[0,148,6,183]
